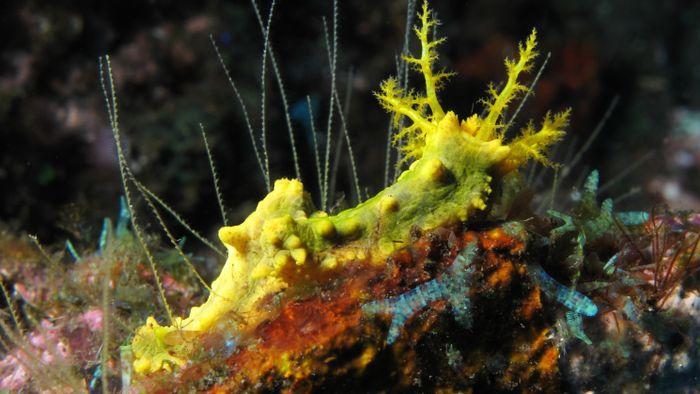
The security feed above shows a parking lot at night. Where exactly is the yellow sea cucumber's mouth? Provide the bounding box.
[129,0,568,375]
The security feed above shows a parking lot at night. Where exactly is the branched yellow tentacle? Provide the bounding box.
[376,1,453,164]
[404,1,453,120]
[478,29,539,140]
[375,78,434,133]
[502,110,570,172]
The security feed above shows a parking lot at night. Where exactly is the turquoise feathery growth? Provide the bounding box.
[65,239,81,261]
[534,170,649,345]
[529,263,597,345]
[363,241,478,344]
[528,264,598,317]
[98,218,112,255]
[98,196,131,255]
[547,170,648,282]
[115,196,131,237]
[548,170,648,246]
[565,311,592,345]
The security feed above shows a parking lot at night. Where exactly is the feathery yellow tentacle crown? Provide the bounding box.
[376,1,568,170]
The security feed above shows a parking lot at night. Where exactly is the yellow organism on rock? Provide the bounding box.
[130,1,568,374]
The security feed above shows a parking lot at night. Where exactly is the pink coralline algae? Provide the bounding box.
[0,310,104,391]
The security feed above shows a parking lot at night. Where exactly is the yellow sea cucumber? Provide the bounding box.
[130,1,568,374]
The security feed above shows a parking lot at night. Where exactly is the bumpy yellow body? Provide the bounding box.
[130,2,568,374]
